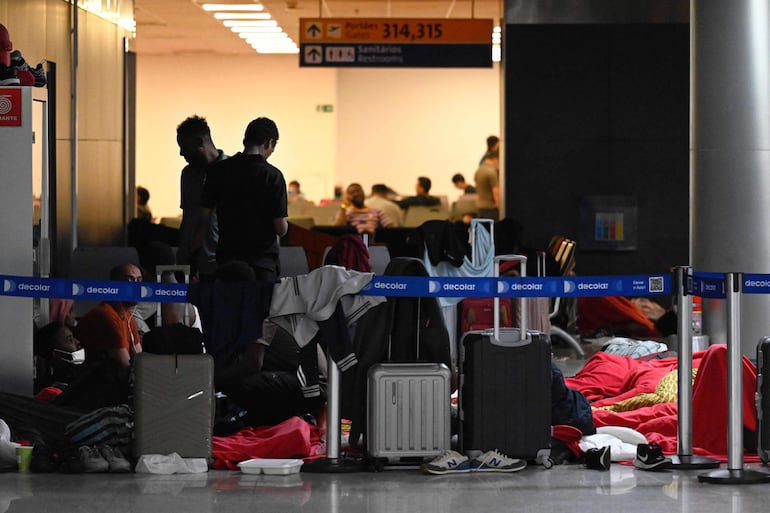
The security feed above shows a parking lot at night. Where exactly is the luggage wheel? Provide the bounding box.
[535,455,554,469]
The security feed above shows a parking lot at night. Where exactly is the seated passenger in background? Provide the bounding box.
[334,182,393,235]
[397,176,441,209]
[288,180,313,205]
[135,186,153,222]
[367,183,403,227]
[451,173,476,194]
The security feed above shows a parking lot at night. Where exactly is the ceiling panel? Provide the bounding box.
[133,0,503,56]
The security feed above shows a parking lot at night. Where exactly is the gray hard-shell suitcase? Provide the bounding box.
[757,336,770,463]
[366,287,452,465]
[459,255,552,466]
[366,362,452,464]
[133,352,215,459]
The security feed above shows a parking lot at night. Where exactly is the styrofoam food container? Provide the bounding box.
[238,458,303,475]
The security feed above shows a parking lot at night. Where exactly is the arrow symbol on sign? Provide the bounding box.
[307,24,322,37]
[308,47,321,59]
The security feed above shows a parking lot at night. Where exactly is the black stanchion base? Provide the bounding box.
[669,454,720,470]
[302,457,366,473]
[698,468,770,484]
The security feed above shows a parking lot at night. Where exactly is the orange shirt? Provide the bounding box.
[75,302,141,362]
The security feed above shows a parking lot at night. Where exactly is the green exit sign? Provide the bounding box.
[316,104,334,113]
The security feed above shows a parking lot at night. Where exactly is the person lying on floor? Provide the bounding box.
[576,296,677,340]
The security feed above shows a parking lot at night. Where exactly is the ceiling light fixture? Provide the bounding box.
[231,26,283,33]
[213,12,272,20]
[201,3,297,55]
[223,20,278,27]
[202,3,264,11]
[240,32,289,39]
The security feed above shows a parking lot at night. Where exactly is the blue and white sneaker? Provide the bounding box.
[471,449,526,473]
[420,450,473,475]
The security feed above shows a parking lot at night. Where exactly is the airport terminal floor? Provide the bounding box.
[1,460,768,513]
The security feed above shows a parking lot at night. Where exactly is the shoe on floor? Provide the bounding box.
[98,445,131,473]
[420,450,473,475]
[633,442,672,471]
[584,446,611,471]
[471,449,526,473]
[79,445,109,473]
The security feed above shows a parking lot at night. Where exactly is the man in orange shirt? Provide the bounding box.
[75,263,143,368]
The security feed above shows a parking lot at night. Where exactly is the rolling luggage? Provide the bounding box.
[757,337,770,463]
[366,362,452,465]
[133,352,215,459]
[459,255,552,465]
[366,268,453,465]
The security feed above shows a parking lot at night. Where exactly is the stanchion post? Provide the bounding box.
[698,272,770,484]
[302,353,364,473]
[670,266,718,469]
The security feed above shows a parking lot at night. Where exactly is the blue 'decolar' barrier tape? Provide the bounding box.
[0,272,671,303]
[689,272,770,299]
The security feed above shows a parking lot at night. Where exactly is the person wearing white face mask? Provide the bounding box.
[33,321,84,394]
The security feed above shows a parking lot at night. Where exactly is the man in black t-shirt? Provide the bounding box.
[198,117,288,281]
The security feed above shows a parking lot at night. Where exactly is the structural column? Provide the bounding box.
[692,0,770,356]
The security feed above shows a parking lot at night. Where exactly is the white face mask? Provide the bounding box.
[53,348,85,364]
[70,348,85,363]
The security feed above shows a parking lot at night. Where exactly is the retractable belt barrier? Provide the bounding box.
[0,273,671,302]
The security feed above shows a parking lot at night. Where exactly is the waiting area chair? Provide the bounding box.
[403,205,450,227]
[279,246,310,277]
[545,236,584,357]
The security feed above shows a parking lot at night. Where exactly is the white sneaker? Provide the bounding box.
[471,449,526,473]
[420,450,473,475]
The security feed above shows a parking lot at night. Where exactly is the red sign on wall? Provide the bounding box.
[0,88,22,127]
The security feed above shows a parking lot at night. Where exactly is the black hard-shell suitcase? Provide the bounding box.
[757,336,770,463]
[459,255,552,466]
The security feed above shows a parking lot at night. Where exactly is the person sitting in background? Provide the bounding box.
[334,182,393,235]
[136,186,153,222]
[452,173,476,194]
[397,176,441,209]
[367,183,403,227]
[288,180,313,204]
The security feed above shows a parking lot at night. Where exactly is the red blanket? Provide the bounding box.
[211,416,324,470]
[565,344,758,461]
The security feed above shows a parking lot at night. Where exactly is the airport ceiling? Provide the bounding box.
[133,0,503,56]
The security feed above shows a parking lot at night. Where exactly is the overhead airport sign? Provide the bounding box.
[299,18,493,68]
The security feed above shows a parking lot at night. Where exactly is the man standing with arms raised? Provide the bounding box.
[176,115,227,281]
[198,117,288,281]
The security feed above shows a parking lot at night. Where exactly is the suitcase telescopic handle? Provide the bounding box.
[154,265,192,327]
[494,255,527,342]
